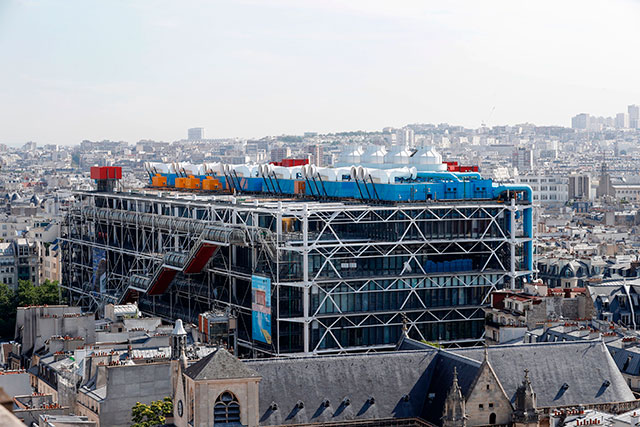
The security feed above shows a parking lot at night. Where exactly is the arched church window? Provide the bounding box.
[489,412,497,424]
[214,391,241,423]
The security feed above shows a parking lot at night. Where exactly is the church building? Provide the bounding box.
[169,321,637,427]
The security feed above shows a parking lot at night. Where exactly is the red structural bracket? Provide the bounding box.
[184,244,220,274]
[148,268,178,295]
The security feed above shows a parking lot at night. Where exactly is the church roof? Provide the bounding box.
[184,348,260,381]
[449,340,634,408]
[182,338,635,425]
[247,350,439,426]
[420,351,480,425]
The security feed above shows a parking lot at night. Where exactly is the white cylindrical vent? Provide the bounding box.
[350,166,358,180]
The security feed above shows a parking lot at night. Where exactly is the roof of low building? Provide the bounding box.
[0,372,31,398]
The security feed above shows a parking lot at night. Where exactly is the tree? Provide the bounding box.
[37,279,62,305]
[16,280,39,307]
[0,280,64,339]
[0,283,16,339]
[16,279,62,307]
[131,397,173,427]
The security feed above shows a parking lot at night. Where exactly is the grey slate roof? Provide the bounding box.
[609,346,640,376]
[246,350,439,426]
[0,373,31,398]
[449,340,635,408]
[184,348,260,381]
[420,351,481,425]
[176,338,635,426]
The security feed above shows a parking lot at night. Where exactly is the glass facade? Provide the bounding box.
[62,192,532,356]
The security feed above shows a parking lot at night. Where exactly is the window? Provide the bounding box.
[479,404,484,410]
[489,403,494,408]
[214,391,241,424]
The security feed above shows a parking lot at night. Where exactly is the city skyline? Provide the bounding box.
[1,0,640,145]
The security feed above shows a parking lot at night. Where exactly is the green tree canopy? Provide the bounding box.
[131,397,173,427]
[0,279,63,339]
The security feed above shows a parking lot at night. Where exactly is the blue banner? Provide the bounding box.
[252,275,272,344]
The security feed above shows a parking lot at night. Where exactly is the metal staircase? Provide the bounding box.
[120,224,245,303]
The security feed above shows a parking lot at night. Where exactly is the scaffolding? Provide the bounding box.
[61,189,532,356]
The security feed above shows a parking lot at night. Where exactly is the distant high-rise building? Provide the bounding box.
[597,163,612,198]
[306,144,323,166]
[615,112,630,129]
[397,128,415,146]
[571,113,590,130]
[628,105,639,129]
[22,141,37,151]
[270,147,291,162]
[188,127,204,141]
[512,147,533,171]
[568,174,591,200]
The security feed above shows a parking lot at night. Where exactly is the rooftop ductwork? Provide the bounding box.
[410,146,447,171]
[338,145,364,165]
[361,145,387,165]
[82,207,246,244]
[384,145,414,166]
[203,162,224,175]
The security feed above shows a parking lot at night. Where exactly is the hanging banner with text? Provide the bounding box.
[251,275,272,344]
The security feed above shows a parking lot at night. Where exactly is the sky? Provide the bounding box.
[1,0,640,145]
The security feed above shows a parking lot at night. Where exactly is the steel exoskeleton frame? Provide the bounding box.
[61,190,532,356]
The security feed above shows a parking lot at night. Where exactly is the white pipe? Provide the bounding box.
[365,168,391,184]
[204,162,224,175]
[289,166,304,180]
[306,165,317,180]
[387,166,418,182]
[349,166,358,181]
[224,164,245,175]
[333,167,354,181]
[314,167,337,182]
[271,165,293,179]
[180,162,203,176]
[231,164,260,178]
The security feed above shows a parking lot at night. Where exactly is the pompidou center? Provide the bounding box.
[61,146,533,356]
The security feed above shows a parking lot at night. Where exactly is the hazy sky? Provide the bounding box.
[1,0,640,145]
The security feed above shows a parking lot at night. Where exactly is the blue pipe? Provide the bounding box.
[456,172,482,180]
[494,184,534,276]
[416,172,461,182]
[493,185,532,203]
[524,207,533,272]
